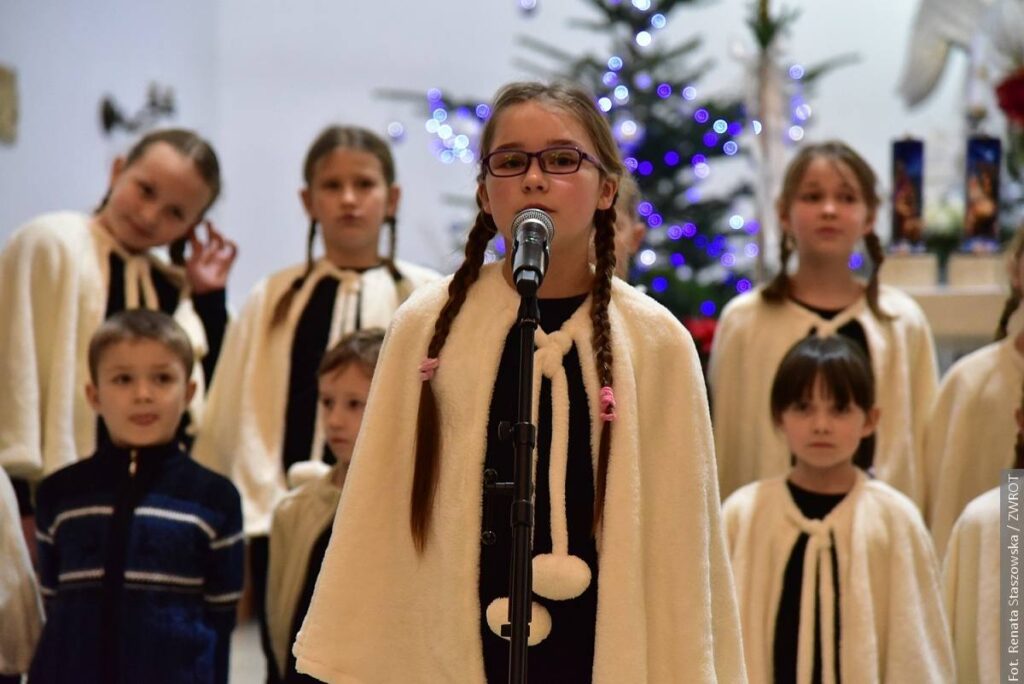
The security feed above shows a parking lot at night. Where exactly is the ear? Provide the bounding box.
[597,176,618,211]
[386,184,402,218]
[477,183,492,216]
[861,406,881,437]
[300,187,314,219]
[185,378,197,406]
[108,156,127,188]
[629,219,645,252]
[85,382,101,412]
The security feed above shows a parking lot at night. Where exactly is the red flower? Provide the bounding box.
[682,316,718,356]
[996,71,1024,125]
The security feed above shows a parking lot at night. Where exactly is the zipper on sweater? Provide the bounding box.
[129,449,138,476]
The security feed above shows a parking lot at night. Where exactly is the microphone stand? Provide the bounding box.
[500,282,540,684]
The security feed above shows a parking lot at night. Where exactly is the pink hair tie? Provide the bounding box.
[599,385,617,422]
[418,357,440,382]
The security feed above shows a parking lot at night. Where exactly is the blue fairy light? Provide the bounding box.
[667,224,684,240]
[656,83,672,99]
[695,235,709,248]
[682,86,697,101]
[849,252,864,270]
[639,249,657,266]
[476,104,491,119]
[598,97,613,112]
[723,141,739,156]
[664,150,680,166]
[603,71,619,87]
[635,72,653,89]
[789,64,805,80]
[691,153,706,165]
[624,156,639,171]
[788,125,805,142]
[638,160,654,176]
[651,13,666,28]
[518,0,538,12]
[608,56,624,71]
[727,121,743,136]
[694,162,710,179]
[427,88,443,102]
[440,150,455,164]
[685,187,701,203]
[694,108,709,123]
[651,276,669,293]
[721,253,736,267]
[425,119,440,133]
[386,122,405,140]
[712,119,728,134]
[632,0,652,11]
[648,213,663,227]
[702,132,718,147]
[682,222,698,238]
[736,279,752,293]
[670,252,685,266]
[699,300,717,317]
[613,85,630,102]
[432,108,447,122]
[637,201,653,217]
[744,243,759,257]
[728,215,744,230]
[745,220,760,235]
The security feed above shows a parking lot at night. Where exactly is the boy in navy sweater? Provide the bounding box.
[30,309,243,684]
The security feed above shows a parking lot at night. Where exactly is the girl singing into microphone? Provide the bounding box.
[292,82,744,683]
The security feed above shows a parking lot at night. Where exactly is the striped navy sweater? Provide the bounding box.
[29,441,243,684]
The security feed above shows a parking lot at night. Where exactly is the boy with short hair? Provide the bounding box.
[266,328,384,683]
[30,309,243,684]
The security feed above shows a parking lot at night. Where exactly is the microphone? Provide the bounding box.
[510,208,555,296]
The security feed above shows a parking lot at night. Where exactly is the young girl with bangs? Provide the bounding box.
[723,335,953,683]
[0,128,234,528]
[709,141,939,509]
[193,125,438,679]
[292,82,744,683]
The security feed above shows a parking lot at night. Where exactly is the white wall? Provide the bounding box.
[0,0,973,309]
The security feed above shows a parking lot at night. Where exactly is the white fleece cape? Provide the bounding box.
[925,335,1023,555]
[292,262,746,683]
[723,472,954,684]
[942,487,1000,684]
[0,468,42,675]
[267,470,342,681]
[0,212,209,480]
[709,287,939,508]
[192,258,439,535]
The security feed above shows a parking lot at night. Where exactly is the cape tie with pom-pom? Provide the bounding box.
[485,325,596,646]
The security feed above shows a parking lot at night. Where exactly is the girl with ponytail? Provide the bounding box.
[925,226,1024,556]
[292,82,744,683]
[192,125,438,677]
[709,140,939,511]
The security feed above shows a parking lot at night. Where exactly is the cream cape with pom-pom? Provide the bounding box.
[293,262,746,683]
[723,472,954,684]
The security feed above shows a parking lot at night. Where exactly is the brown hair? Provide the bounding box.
[996,226,1024,340]
[763,140,892,321]
[270,126,403,328]
[97,128,222,267]
[409,81,624,551]
[317,328,385,380]
[88,309,194,383]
